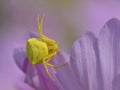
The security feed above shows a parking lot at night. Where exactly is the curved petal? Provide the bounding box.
[70,32,103,90]
[35,64,64,90]
[15,79,35,90]
[98,18,120,90]
[13,47,36,89]
[13,47,29,73]
[112,74,120,90]
[26,32,39,40]
[52,51,81,90]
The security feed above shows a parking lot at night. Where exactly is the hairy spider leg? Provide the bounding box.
[43,52,57,81]
[47,62,68,69]
[43,61,55,80]
[37,13,45,36]
[37,13,55,45]
[44,51,68,68]
[45,53,68,69]
[43,52,68,80]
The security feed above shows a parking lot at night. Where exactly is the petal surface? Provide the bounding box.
[13,47,29,73]
[70,32,103,90]
[112,74,120,90]
[13,47,36,89]
[98,18,120,90]
[15,79,35,90]
[52,51,81,90]
[26,32,39,40]
[35,64,64,90]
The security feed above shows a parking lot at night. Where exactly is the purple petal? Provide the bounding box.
[35,64,64,90]
[70,32,103,90]
[24,63,36,89]
[15,79,35,90]
[98,18,120,90]
[52,51,81,90]
[13,47,29,73]
[26,32,39,40]
[13,47,36,89]
[112,74,120,90]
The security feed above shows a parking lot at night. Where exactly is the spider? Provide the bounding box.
[26,14,67,80]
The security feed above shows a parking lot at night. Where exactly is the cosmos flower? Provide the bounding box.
[13,18,120,90]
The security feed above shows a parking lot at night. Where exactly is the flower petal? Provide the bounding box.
[13,47,36,89]
[26,32,39,40]
[15,78,35,90]
[112,74,120,90]
[98,18,120,90]
[70,32,103,90]
[13,47,29,73]
[35,64,64,90]
[52,51,81,90]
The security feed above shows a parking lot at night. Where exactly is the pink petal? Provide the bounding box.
[70,32,103,90]
[35,64,64,90]
[112,74,120,90]
[13,47,29,73]
[26,32,39,40]
[52,51,81,90]
[98,18,120,90]
[13,47,36,89]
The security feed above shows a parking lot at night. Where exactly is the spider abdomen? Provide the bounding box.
[26,38,48,65]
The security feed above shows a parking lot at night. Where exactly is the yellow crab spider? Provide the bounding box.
[26,14,67,80]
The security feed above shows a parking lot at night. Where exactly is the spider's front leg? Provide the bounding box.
[43,52,57,80]
[43,59,55,80]
[44,52,67,68]
[37,13,55,45]
[43,52,69,80]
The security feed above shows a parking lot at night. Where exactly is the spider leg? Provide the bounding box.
[42,52,57,80]
[37,13,54,44]
[43,52,69,80]
[44,52,68,69]
[45,52,56,62]
[43,59,55,81]
[37,13,45,36]
[47,62,68,69]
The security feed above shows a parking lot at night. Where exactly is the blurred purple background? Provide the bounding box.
[0,0,120,89]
